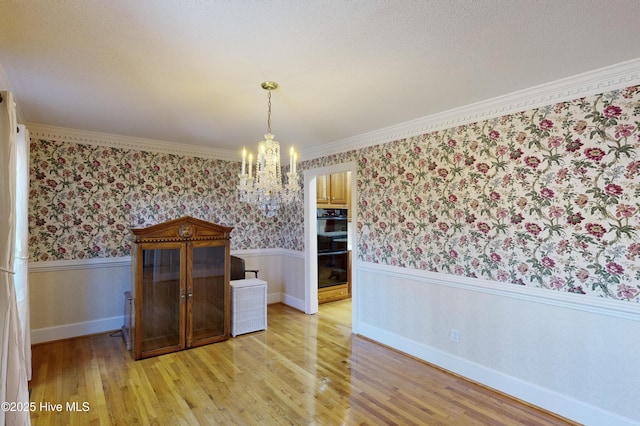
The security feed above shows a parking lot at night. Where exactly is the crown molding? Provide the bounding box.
[26,123,239,161]
[23,58,640,163]
[302,57,640,161]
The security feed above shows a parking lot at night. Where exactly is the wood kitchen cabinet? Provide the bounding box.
[318,283,349,304]
[316,174,331,205]
[130,216,233,360]
[317,172,351,212]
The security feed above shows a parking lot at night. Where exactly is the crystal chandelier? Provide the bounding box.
[237,81,300,217]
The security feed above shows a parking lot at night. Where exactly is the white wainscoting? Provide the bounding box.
[29,249,305,344]
[354,261,640,426]
[29,259,130,344]
[231,248,305,309]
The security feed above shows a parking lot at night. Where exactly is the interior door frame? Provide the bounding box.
[303,161,357,327]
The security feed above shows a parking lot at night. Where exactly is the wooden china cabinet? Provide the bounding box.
[130,216,233,360]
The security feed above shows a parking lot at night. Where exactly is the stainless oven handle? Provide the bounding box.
[318,250,349,255]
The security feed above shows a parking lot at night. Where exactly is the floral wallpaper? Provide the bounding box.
[28,143,303,261]
[357,86,640,302]
[29,84,640,303]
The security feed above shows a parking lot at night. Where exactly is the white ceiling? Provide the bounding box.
[1,1,640,156]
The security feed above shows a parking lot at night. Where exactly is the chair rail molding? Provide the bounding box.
[357,261,640,322]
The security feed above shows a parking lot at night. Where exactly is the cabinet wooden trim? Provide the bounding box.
[130,216,233,242]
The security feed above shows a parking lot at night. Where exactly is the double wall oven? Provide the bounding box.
[317,208,348,289]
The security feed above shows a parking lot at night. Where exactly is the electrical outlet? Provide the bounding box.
[451,329,460,343]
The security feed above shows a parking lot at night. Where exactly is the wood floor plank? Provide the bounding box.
[29,300,577,425]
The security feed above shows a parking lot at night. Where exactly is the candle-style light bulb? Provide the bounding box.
[289,146,294,172]
[248,153,253,178]
[241,147,247,175]
[293,152,297,174]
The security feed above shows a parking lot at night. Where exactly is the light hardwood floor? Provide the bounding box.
[29,300,576,425]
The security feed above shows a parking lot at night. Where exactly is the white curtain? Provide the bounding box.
[15,123,31,380]
[0,91,31,425]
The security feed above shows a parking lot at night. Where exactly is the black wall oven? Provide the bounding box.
[317,208,348,289]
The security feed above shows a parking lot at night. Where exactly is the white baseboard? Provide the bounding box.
[281,294,305,312]
[31,316,124,345]
[31,297,304,346]
[356,321,639,426]
[267,292,282,305]
[31,293,293,344]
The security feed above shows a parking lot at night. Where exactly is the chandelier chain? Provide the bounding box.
[267,90,272,134]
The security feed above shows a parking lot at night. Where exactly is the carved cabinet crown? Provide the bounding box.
[130,216,233,243]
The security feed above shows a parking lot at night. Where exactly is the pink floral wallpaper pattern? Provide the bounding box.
[357,86,640,302]
[28,143,303,260]
[28,84,640,303]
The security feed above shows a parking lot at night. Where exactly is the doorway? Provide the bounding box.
[303,161,357,332]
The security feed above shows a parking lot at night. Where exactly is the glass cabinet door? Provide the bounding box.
[139,245,184,354]
[189,243,227,346]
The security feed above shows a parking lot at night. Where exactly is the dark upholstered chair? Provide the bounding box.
[230,255,259,280]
